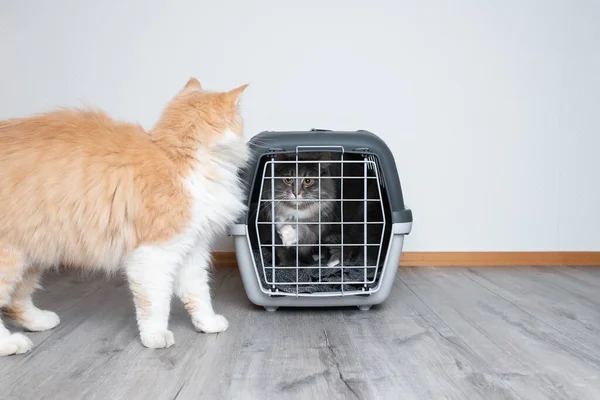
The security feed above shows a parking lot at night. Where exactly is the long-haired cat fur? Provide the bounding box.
[0,78,249,356]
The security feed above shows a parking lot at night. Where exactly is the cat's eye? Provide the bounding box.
[283,177,293,185]
[303,178,314,187]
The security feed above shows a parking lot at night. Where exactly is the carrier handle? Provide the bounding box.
[295,145,345,154]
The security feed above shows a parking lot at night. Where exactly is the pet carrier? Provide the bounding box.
[230,129,412,311]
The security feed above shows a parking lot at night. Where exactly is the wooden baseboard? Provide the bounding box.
[212,252,238,268]
[398,252,600,267]
[212,251,600,267]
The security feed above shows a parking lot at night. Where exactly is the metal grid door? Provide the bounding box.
[254,148,388,296]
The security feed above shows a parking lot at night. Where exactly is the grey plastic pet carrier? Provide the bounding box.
[230,129,412,311]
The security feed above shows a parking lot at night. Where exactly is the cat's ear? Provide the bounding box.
[226,84,249,105]
[184,77,202,90]
[301,152,332,161]
[316,152,332,161]
[315,152,333,173]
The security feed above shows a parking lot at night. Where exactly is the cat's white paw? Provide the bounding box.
[193,314,229,333]
[279,226,297,247]
[22,310,60,332]
[0,333,34,356]
[327,257,340,267]
[312,254,320,262]
[140,329,175,349]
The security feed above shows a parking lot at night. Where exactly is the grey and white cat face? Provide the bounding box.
[262,153,336,212]
[272,164,335,208]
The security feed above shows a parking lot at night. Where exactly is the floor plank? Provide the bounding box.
[2,267,600,400]
[546,267,600,305]
[464,267,600,354]
[399,267,600,400]
[341,274,519,400]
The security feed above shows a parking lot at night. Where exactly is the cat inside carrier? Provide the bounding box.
[231,130,412,311]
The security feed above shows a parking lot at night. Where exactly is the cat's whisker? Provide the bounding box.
[255,194,290,221]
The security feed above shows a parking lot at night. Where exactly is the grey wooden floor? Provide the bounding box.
[1,266,600,400]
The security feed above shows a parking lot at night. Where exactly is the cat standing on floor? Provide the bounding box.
[0,78,249,356]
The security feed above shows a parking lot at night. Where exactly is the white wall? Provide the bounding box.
[1,1,599,251]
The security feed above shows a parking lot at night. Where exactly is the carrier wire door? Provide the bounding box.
[256,147,386,296]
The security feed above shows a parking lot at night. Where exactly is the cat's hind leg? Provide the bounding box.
[175,241,228,334]
[323,233,342,267]
[326,250,341,267]
[125,245,179,349]
[0,247,34,356]
[3,269,60,332]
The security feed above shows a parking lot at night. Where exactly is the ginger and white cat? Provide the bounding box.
[0,78,249,356]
